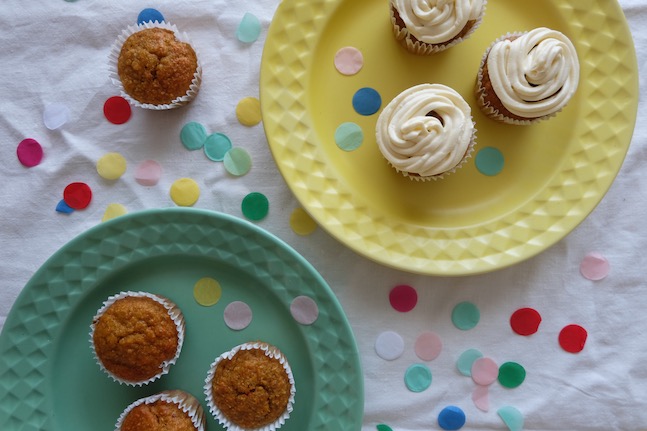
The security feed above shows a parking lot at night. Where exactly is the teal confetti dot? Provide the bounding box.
[180,122,207,151]
[204,133,233,161]
[335,122,364,151]
[475,146,504,176]
[376,425,393,431]
[352,87,382,116]
[404,364,432,392]
[456,348,483,376]
[242,192,269,221]
[438,406,466,430]
[451,301,480,330]
[497,406,524,431]
[236,12,262,43]
[223,147,252,176]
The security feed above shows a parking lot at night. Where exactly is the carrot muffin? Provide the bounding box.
[204,342,296,430]
[475,27,580,125]
[391,0,486,54]
[90,291,185,385]
[116,390,206,431]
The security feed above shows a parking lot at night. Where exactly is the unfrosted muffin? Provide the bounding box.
[204,342,296,430]
[375,83,476,181]
[116,390,206,431]
[475,27,580,124]
[390,0,486,54]
[90,291,185,385]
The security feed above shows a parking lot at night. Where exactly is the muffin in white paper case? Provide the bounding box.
[108,21,202,110]
[89,291,185,386]
[114,390,206,431]
[204,342,296,431]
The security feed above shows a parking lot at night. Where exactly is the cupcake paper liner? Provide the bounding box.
[108,21,202,110]
[203,342,296,431]
[114,390,206,431]
[89,291,185,386]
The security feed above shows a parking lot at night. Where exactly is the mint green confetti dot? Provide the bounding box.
[223,147,252,176]
[335,122,364,151]
[456,348,483,376]
[242,192,269,221]
[180,122,207,151]
[452,301,480,330]
[476,146,504,176]
[498,406,524,431]
[236,13,261,43]
[404,363,432,392]
[204,133,232,161]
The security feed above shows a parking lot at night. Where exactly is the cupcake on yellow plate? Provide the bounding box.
[475,27,580,125]
[115,390,206,431]
[390,0,486,54]
[375,83,476,181]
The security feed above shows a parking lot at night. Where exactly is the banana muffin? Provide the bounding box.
[117,390,205,431]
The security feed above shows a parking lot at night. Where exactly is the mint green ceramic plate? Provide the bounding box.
[0,208,363,431]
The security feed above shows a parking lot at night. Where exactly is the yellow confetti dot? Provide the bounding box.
[290,207,317,236]
[235,97,262,127]
[97,152,127,180]
[193,277,222,306]
[101,203,127,222]
[170,178,200,206]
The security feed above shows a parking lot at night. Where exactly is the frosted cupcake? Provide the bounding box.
[375,83,476,181]
[115,390,206,431]
[391,0,486,54]
[475,27,580,125]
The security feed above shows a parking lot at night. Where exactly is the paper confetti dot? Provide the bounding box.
[452,301,480,330]
[510,307,542,336]
[290,296,319,325]
[472,385,489,412]
[63,182,92,210]
[55,199,74,214]
[236,12,261,43]
[404,363,432,392]
[223,147,252,176]
[43,102,70,130]
[134,160,162,186]
[17,138,43,167]
[471,357,498,386]
[438,406,466,430]
[241,192,269,221]
[223,301,252,330]
[334,46,364,76]
[103,96,131,125]
[101,203,127,222]
[559,324,588,353]
[497,406,524,431]
[414,331,442,361]
[193,277,222,307]
[180,122,208,150]
[97,152,127,180]
[457,348,483,376]
[290,207,317,236]
[352,87,381,116]
[335,122,364,151]
[580,252,610,280]
[498,362,526,388]
[236,97,262,126]
[170,178,200,206]
[389,284,417,312]
[376,425,393,431]
[375,331,404,361]
[475,147,504,176]
[137,8,164,24]
[204,133,233,161]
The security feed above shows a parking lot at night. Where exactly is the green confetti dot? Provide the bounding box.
[180,122,207,150]
[376,425,393,431]
[204,133,233,161]
[452,301,480,330]
[498,362,526,388]
[335,122,364,151]
[242,192,269,221]
[224,147,252,176]
[404,363,432,392]
[476,146,504,176]
[456,348,483,376]
[236,12,261,43]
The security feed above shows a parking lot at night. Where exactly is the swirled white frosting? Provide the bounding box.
[486,27,579,118]
[376,84,473,177]
[392,0,484,44]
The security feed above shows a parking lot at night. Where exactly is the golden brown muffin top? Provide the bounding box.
[117,28,198,105]
[93,295,179,382]
[211,348,291,429]
[121,400,196,431]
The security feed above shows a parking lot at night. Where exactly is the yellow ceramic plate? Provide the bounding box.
[260,0,638,276]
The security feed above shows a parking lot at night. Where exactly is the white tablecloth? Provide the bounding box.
[1,1,646,430]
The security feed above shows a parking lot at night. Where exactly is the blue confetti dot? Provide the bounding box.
[56,199,74,214]
[475,146,504,176]
[438,406,466,430]
[137,8,165,25]
[352,87,381,116]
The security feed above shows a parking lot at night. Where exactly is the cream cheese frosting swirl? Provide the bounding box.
[392,0,485,44]
[486,27,579,118]
[376,84,474,177]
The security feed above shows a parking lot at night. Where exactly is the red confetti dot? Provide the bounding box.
[559,324,588,353]
[389,284,418,312]
[103,96,132,125]
[510,307,542,336]
[17,138,44,167]
[63,182,92,209]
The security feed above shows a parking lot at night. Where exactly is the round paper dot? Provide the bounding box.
[103,96,131,125]
[475,147,504,176]
[497,406,524,431]
[236,12,261,43]
[456,348,483,376]
[63,182,92,210]
[414,331,442,361]
[389,284,417,312]
[43,102,70,130]
[452,301,480,330]
[193,277,222,307]
[17,138,43,167]
[334,46,364,76]
[335,122,364,151]
[137,8,164,24]
[290,296,319,325]
[438,406,466,431]
[375,331,404,361]
[290,207,317,236]
[242,192,269,221]
[471,357,498,386]
[223,147,252,176]
[180,122,208,150]
[97,152,127,180]
[352,87,381,116]
[559,324,588,353]
[101,203,127,222]
[376,425,393,431]
[580,252,610,280]
[204,133,233,161]
[236,97,262,126]
[498,362,526,388]
[472,385,489,412]
[223,301,252,330]
[404,364,432,392]
[510,307,542,336]
[134,160,162,186]
[170,178,200,206]
[55,199,74,214]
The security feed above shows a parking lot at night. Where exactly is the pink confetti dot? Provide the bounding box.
[134,160,163,186]
[290,295,319,325]
[472,385,489,412]
[580,252,610,280]
[17,139,43,167]
[414,331,442,361]
[471,357,498,386]
[223,301,252,330]
[389,284,417,312]
[334,46,364,76]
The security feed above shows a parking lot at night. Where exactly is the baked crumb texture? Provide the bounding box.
[120,400,196,431]
[117,28,198,105]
